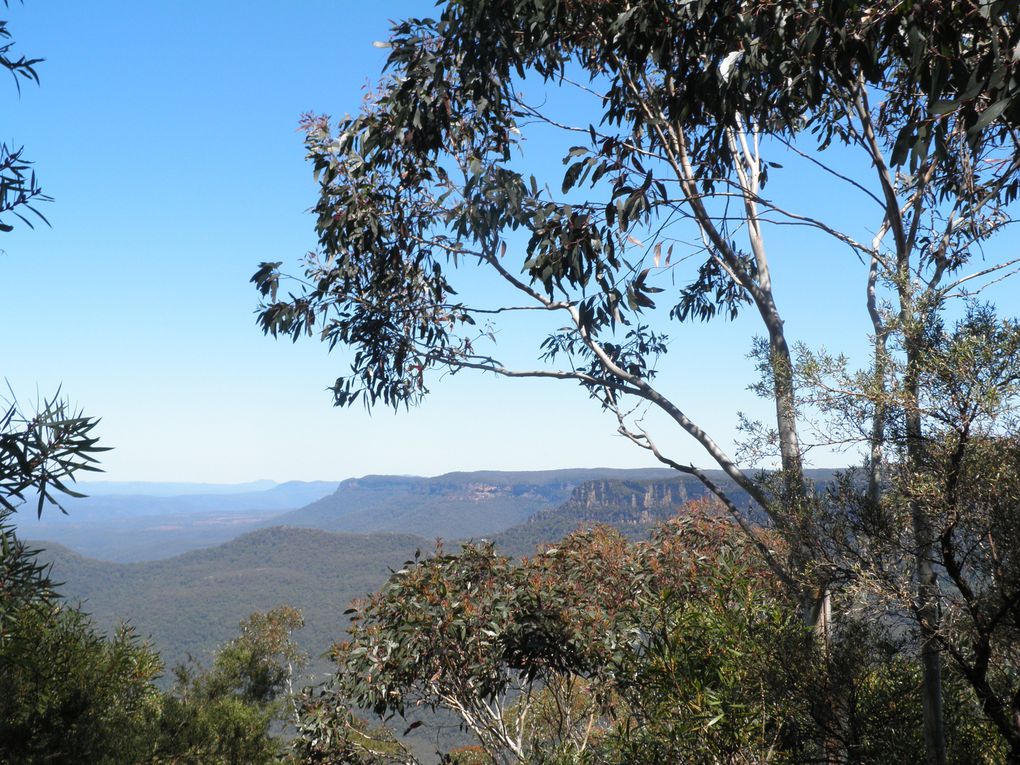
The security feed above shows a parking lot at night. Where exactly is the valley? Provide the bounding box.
[28,467,836,679]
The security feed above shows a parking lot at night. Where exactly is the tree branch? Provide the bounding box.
[614,418,798,592]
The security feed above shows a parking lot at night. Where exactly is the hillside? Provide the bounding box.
[36,527,428,681]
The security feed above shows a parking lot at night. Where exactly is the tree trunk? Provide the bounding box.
[916,544,947,765]
[904,328,947,765]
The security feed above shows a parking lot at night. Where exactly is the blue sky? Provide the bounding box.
[3,2,1018,483]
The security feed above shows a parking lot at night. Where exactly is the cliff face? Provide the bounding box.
[487,477,709,557]
[538,478,700,530]
[335,474,599,504]
[569,479,690,514]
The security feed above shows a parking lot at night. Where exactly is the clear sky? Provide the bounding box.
[3,2,1018,483]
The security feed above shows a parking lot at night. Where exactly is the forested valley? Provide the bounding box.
[5,1,1020,763]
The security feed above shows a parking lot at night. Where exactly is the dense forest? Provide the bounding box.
[6,1,1020,763]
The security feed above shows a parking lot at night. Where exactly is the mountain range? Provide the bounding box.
[261,467,685,539]
[28,468,840,682]
[20,469,685,562]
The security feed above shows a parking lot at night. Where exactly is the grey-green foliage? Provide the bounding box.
[902,308,1020,758]
[796,304,1020,760]
[290,514,1005,764]
[0,598,306,765]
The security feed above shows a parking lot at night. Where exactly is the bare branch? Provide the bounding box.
[615,417,797,591]
[939,257,1020,295]
[774,134,886,209]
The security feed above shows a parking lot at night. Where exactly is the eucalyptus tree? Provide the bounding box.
[1,2,48,232]
[915,313,1020,761]
[0,0,104,645]
[255,3,1020,762]
[0,0,104,534]
[296,517,812,765]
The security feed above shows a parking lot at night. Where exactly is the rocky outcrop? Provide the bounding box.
[570,479,690,513]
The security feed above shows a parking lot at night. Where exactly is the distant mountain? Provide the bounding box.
[19,467,841,563]
[16,481,339,562]
[25,470,718,674]
[264,467,678,539]
[18,470,689,562]
[31,480,340,516]
[76,479,282,496]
